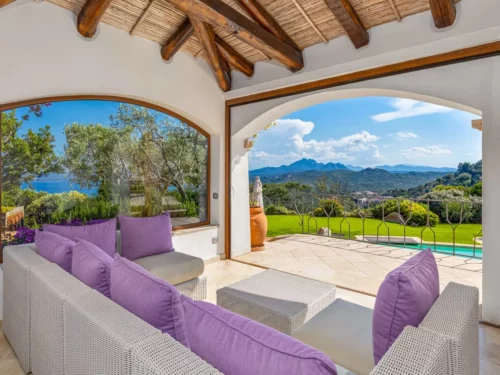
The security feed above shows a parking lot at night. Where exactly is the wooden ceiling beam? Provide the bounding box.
[0,0,15,7]
[161,19,195,61]
[233,0,299,49]
[214,35,254,77]
[429,0,456,28]
[324,0,369,49]
[165,0,304,72]
[189,16,231,92]
[77,0,114,38]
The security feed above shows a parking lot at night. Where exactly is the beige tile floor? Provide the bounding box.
[236,234,483,299]
[1,260,498,374]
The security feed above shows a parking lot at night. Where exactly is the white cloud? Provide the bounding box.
[292,130,380,152]
[249,119,385,168]
[392,132,419,140]
[372,99,453,122]
[401,145,452,158]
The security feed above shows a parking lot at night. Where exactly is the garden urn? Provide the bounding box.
[250,207,268,251]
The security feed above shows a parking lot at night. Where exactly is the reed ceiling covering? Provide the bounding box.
[26,0,461,90]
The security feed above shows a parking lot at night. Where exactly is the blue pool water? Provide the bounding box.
[385,243,482,259]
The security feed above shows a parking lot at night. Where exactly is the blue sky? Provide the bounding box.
[249,97,482,170]
[14,100,121,155]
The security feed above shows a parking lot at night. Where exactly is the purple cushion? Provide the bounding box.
[110,254,189,347]
[373,249,439,364]
[182,296,337,375]
[72,238,113,298]
[43,218,117,257]
[118,214,174,260]
[35,230,74,273]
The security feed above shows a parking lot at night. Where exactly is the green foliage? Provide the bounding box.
[469,181,482,197]
[261,182,311,204]
[265,204,294,215]
[1,110,61,193]
[181,200,198,217]
[52,198,119,223]
[313,198,344,217]
[371,199,439,227]
[420,189,482,224]
[1,207,15,213]
[433,185,468,193]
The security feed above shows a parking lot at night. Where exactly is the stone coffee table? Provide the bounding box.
[217,269,336,335]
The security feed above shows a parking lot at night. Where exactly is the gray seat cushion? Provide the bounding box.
[133,251,204,286]
[292,299,375,375]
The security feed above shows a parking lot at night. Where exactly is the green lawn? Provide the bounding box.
[266,215,482,245]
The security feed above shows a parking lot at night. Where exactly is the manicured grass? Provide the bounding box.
[267,215,482,245]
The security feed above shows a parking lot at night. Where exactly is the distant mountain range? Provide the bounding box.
[250,159,456,179]
[249,159,455,193]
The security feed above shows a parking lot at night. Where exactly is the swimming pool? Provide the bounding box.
[386,243,483,258]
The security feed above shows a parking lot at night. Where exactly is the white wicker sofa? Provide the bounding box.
[3,244,480,375]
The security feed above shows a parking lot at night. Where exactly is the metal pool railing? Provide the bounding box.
[262,194,483,259]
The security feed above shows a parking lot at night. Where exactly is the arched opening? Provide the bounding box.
[232,92,482,297]
[1,96,211,256]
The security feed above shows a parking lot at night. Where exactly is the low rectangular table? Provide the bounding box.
[217,269,336,335]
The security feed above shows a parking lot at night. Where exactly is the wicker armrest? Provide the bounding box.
[63,289,161,375]
[29,263,91,375]
[419,282,480,375]
[2,245,48,373]
[131,334,222,375]
[370,326,449,375]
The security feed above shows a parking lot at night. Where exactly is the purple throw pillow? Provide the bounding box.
[35,230,74,273]
[118,214,174,260]
[110,254,189,347]
[181,296,337,375]
[43,218,117,257]
[373,249,439,364]
[72,238,113,298]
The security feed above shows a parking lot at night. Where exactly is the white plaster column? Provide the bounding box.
[481,57,500,325]
[230,133,251,257]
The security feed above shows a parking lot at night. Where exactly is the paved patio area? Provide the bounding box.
[235,234,483,300]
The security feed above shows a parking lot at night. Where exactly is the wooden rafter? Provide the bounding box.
[77,0,114,38]
[324,0,369,48]
[189,16,231,92]
[215,35,254,77]
[165,0,304,72]
[387,0,401,22]
[290,0,328,43]
[130,0,158,35]
[233,0,299,49]
[0,0,15,8]
[429,0,456,28]
[161,19,195,61]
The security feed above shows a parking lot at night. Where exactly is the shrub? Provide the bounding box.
[313,199,344,217]
[371,199,439,227]
[265,204,294,215]
[25,194,63,227]
[420,189,481,224]
[52,198,119,223]
[1,206,15,213]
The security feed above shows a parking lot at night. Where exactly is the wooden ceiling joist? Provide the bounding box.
[189,16,231,92]
[161,19,195,61]
[233,0,299,49]
[387,0,401,22]
[290,0,328,43]
[215,35,254,77]
[77,0,114,38]
[429,0,456,28]
[324,0,369,48]
[0,0,15,8]
[166,0,304,72]
[130,0,158,35]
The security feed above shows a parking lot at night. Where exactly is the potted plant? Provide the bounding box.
[250,199,268,251]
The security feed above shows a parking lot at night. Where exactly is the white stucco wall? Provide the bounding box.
[230,57,500,325]
[0,2,226,258]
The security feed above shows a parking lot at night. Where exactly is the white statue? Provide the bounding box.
[251,176,264,208]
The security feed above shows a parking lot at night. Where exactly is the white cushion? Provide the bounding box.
[292,299,375,375]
